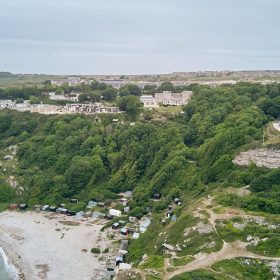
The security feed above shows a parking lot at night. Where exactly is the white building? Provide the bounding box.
[140,95,159,108]
[0,100,15,109]
[109,209,122,217]
[140,91,193,108]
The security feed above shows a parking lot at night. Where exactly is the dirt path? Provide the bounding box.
[163,196,280,279]
[165,241,280,279]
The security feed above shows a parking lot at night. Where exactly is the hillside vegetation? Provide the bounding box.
[1,82,280,279]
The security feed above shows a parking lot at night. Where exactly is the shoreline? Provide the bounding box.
[0,211,113,280]
[0,244,25,280]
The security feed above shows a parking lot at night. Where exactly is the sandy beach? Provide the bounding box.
[0,211,113,280]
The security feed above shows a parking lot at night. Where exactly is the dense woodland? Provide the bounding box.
[0,82,280,217]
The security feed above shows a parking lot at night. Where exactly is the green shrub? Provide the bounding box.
[91,247,101,254]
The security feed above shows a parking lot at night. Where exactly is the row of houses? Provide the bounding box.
[140,90,193,108]
[0,100,120,115]
[48,92,80,101]
[65,103,120,114]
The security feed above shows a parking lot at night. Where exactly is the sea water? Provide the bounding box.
[0,247,18,280]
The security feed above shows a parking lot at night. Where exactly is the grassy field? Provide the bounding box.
[155,106,183,114]
[216,216,280,256]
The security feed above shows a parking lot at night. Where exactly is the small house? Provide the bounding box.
[19,204,28,210]
[70,198,79,203]
[4,155,13,161]
[132,232,140,239]
[120,198,128,206]
[105,214,113,220]
[127,227,135,234]
[97,202,105,208]
[87,201,97,209]
[119,263,132,271]
[102,271,115,280]
[116,255,123,266]
[56,207,68,214]
[33,204,41,211]
[167,209,174,218]
[129,216,137,223]
[120,240,129,251]
[41,205,50,211]
[92,211,102,219]
[49,206,57,212]
[139,218,151,233]
[174,198,181,205]
[9,204,18,210]
[67,210,76,216]
[112,223,120,230]
[109,209,122,217]
[125,191,132,197]
[171,214,177,222]
[152,193,161,200]
[76,211,85,220]
[59,203,66,208]
[120,227,129,236]
[119,220,126,226]
[106,260,116,271]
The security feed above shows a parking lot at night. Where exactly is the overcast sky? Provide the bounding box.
[0,0,279,74]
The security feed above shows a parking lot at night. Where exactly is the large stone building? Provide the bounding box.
[154,91,192,106]
[139,95,159,108]
[140,91,193,108]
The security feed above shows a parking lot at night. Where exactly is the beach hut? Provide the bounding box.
[19,204,28,210]
[97,202,105,208]
[105,214,113,220]
[76,211,85,220]
[56,207,68,214]
[9,204,18,210]
[174,198,181,205]
[119,220,126,226]
[120,198,128,206]
[33,204,41,212]
[152,193,161,200]
[116,255,123,266]
[139,218,151,233]
[106,260,116,271]
[41,205,50,211]
[87,201,97,209]
[120,240,129,251]
[129,216,137,223]
[125,191,132,197]
[102,271,115,280]
[120,227,129,236]
[132,232,140,239]
[167,209,174,218]
[127,227,135,234]
[112,222,120,230]
[119,263,132,271]
[49,206,57,212]
[109,209,122,217]
[67,210,76,216]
